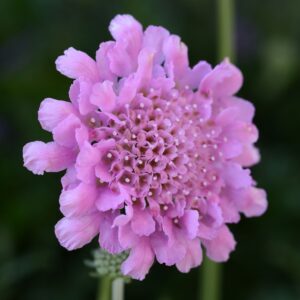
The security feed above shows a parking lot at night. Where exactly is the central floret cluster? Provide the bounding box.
[23,15,267,280]
[93,91,220,207]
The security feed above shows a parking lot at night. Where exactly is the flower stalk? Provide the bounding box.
[201,258,221,300]
[217,0,235,61]
[201,1,236,300]
[112,278,124,300]
[97,276,111,300]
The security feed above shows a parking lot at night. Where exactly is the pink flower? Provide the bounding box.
[23,14,267,280]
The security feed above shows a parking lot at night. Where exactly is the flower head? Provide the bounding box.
[23,14,267,280]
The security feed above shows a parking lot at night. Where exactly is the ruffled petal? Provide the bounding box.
[69,79,95,115]
[219,138,243,159]
[99,211,123,254]
[131,208,156,236]
[198,223,218,240]
[59,182,98,217]
[151,232,186,266]
[219,196,240,223]
[187,61,212,89]
[108,15,143,76]
[61,166,78,190]
[143,25,169,64]
[75,142,99,183]
[94,139,116,182]
[134,48,155,92]
[75,124,89,148]
[55,214,100,250]
[232,98,255,122]
[181,210,199,239]
[23,141,75,175]
[203,225,236,262]
[95,187,127,211]
[176,238,202,273]
[163,35,189,82]
[226,122,259,144]
[121,238,154,280]
[238,187,268,217]
[90,80,117,112]
[109,14,143,43]
[200,59,243,98]
[96,41,116,82]
[38,98,75,132]
[55,47,99,81]
[52,114,82,148]
[234,145,260,167]
[117,223,139,249]
[222,163,252,189]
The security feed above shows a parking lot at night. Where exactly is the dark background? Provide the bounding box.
[1,0,299,299]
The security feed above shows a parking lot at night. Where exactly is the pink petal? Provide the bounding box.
[198,223,218,240]
[113,205,133,227]
[232,98,255,122]
[203,225,236,262]
[121,238,154,280]
[163,35,189,81]
[55,214,100,250]
[75,125,89,148]
[59,182,98,217]
[143,25,169,64]
[90,81,116,112]
[109,14,143,43]
[219,196,240,223]
[69,80,80,108]
[95,187,127,211]
[151,232,186,266]
[108,15,143,76]
[118,74,138,106]
[200,59,243,98]
[220,139,243,159]
[131,208,156,236]
[227,122,259,144]
[216,99,255,124]
[162,217,175,245]
[216,107,240,126]
[52,114,82,148]
[98,212,123,254]
[222,163,252,189]
[206,202,224,228]
[76,142,99,183]
[94,139,116,182]
[38,98,75,132]
[234,145,260,167]
[108,43,135,77]
[69,79,95,115]
[238,187,268,217]
[118,222,139,249]
[61,166,78,190]
[134,48,155,91]
[23,141,75,175]
[55,47,99,81]
[187,61,212,89]
[181,209,199,239]
[176,238,203,273]
[96,41,116,82]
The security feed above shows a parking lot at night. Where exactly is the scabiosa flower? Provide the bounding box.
[23,14,267,280]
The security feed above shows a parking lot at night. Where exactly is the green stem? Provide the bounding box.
[97,276,111,300]
[217,0,235,61]
[200,258,222,300]
[112,278,124,300]
[200,1,236,300]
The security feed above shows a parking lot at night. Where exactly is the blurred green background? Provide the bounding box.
[1,0,299,299]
